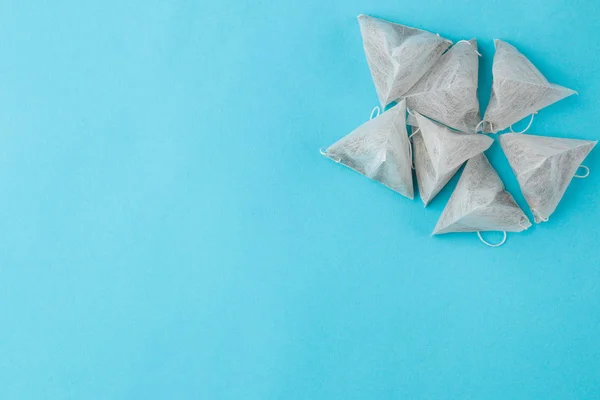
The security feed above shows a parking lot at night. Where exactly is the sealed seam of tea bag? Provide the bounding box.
[405,39,481,133]
[320,99,414,199]
[481,40,577,133]
[358,14,452,108]
[433,153,532,238]
[412,111,493,205]
[499,133,597,223]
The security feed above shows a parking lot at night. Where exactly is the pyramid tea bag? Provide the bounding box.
[499,133,597,222]
[433,153,531,238]
[358,14,452,108]
[480,40,577,133]
[412,112,493,205]
[405,39,481,133]
[320,100,414,199]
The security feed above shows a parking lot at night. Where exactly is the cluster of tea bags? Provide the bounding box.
[320,15,596,246]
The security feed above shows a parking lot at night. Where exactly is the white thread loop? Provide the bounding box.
[456,40,482,57]
[532,209,549,222]
[510,112,537,134]
[477,231,507,247]
[319,148,341,163]
[574,165,590,179]
[370,106,381,120]
[407,127,421,169]
[475,120,485,133]
[407,107,416,117]
[476,120,497,134]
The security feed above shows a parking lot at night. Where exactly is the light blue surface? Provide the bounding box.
[0,0,599,398]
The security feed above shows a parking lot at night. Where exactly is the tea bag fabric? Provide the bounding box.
[358,14,452,108]
[499,133,597,222]
[433,154,531,234]
[413,112,493,205]
[412,132,460,206]
[481,40,577,133]
[405,39,480,133]
[407,112,418,128]
[321,100,414,199]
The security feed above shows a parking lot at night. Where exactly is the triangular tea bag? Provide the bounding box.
[405,39,480,133]
[481,40,577,133]
[358,14,452,108]
[413,112,493,205]
[321,100,414,199]
[499,133,597,222]
[433,153,531,234]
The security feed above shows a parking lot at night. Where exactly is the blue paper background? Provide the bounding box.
[0,0,599,398]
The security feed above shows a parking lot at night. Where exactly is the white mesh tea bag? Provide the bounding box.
[499,133,597,223]
[405,39,481,133]
[358,14,452,108]
[433,154,531,245]
[412,112,493,205]
[320,100,414,199]
[480,40,577,133]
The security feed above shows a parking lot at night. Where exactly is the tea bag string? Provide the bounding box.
[532,209,549,222]
[510,112,537,134]
[477,231,507,247]
[370,106,381,120]
[404,108,419,169]
[475,120,496,134]
[456,40,482,57]
[475,120,485,133]
[574,165,590,179]
[407,127,420,170]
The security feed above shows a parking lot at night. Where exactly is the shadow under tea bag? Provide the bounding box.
[357,14,452,108]
[412,112,493,205]
[433,154,531,245]
[405,39,481,133]
[320,99,414,199]
[499,133,597,223]
[480,40,577,133]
